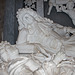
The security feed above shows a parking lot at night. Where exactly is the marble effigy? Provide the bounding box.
[0,8,75,75]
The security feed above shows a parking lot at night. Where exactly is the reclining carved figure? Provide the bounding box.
[16,8,75,57]
[0,8,75,75]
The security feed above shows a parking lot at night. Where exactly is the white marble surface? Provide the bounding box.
[0,8,75,75]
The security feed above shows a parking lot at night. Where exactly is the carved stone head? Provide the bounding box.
[67,1,74,10]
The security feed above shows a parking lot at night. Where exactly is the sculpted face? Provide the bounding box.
[67,1,74,10]
[17,13,35,30]
[23,13,34,25]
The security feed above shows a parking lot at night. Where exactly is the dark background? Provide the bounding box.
[0,0,5,42]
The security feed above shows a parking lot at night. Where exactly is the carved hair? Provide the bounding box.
[17,8,53,26]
